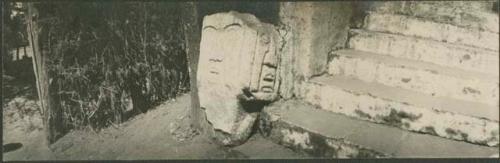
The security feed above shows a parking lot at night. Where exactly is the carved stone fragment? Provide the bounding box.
[197,11,280,146]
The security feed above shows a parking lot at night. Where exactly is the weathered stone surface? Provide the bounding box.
[197,11,280,146]
[348,29,499,76]
[277,2,352,99]
[368,1,499,33]
[261,100,499,157]
[328,50,499,106]
[363,13,499,51]
[261,101,387,158]
[302,75,499,147]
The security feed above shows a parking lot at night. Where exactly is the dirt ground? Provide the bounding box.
[3,93,309,160]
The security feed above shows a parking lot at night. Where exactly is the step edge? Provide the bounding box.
[263,111,389,158]
[262,100,499,157]
[347,29,500,76]
[328,49,499,106]
[365,11,499,34]
[349,28,500,54]
[308,75,499,121]
[330,49,499,83]
[363,12,499,51]
[368,7,500,33]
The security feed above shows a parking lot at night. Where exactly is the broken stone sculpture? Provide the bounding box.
[197,11,280,146]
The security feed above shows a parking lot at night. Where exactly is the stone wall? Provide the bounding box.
[278,2,353,99]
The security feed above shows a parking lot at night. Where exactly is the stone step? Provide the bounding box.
[328,49,499,106]
[363,12,499,51]
[348,29,500,76]
[300,75,499,146]
[367,1,499,33]
[260,100,499,158]
[371,1,497,13]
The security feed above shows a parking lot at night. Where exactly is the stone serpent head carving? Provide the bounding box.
[197,11,280,146]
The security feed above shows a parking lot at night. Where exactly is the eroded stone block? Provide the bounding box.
[278,2,352,99]
[197,11,280,146]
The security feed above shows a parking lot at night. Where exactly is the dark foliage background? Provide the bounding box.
[32,2,189,131]
[2,2,36,102]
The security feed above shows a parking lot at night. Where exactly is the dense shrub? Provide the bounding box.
[33,2,189,130]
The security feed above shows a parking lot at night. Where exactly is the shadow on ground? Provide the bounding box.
[3,93,308,160]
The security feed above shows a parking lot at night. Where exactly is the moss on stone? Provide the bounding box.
[268,117,385,158]
[462,87,481,95]
[445,128,458,136]
[423,126,437,135]
[401,78,412,83]
[381,108,422,127]
[460,132,469,140]
[354,109,372,119]
[308,132,335,157]
[403,122,410,128]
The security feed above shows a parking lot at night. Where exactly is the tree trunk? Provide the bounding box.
[16,47,20,60]
[26,3,63,145]
[181,2,208,133]
[23,46,27,59]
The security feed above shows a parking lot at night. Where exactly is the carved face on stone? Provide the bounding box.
[197,11,280,145]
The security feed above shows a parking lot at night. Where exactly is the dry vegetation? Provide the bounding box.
[31,2,189,131]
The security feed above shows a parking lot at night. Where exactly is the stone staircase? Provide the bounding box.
[262,1,499,158]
